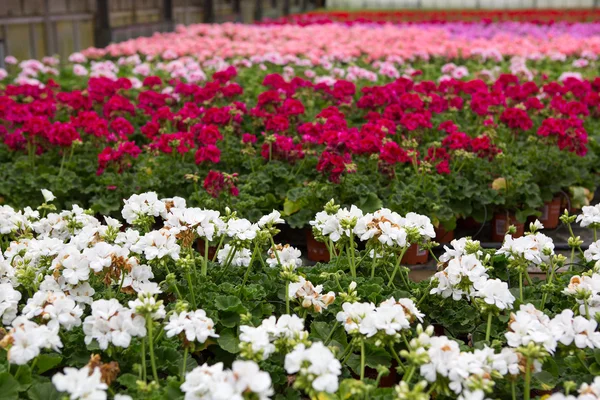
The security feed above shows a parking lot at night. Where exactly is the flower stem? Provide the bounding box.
[403,366,415,383]
[519,271,524,302]
[141,338,147,381]
[485,312,493,342]
[511,380,516,400]
[388,247,408,287]
[323,321,340,346]
[202,239,209,276]
[146,316,159,384]
[186,271,197,308]
[360,341,366,381]
[584,299,590,319]
[285,280,290,314]
[524,358,532,400]
[211,235,225,262]
[370,249,377,278]
[180,347,188,382]
[389,344,404,368]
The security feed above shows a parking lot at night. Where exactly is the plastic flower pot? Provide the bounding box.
[434,225,455,244]
[491,213,524,242]
[402,244,429,265]
[305,229,330,262]
[537,196,562,229]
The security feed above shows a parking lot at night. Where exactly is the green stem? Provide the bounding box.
[511,380,516,400]
[269,235,282,266]
[388,247,408,287]
[285,280,290,314]
[370,248,378,278]
[239,246,257,292]
[360,341,366,381]
[146,316,159,384]
[389,344,404,368]
[519,271,523,302]
[202,239,209,276]
[186,271,197,308]
[180,347,188,382]
[584,299,590,319]
[524,358,532,400]
[417,283,432,307]
[141,338,147,381]
[323,321,340,346]
[212,235,225,262]
[429,248,439,263]
[403,366,415,383]
[485,312,493,342]
[14,365,23,380]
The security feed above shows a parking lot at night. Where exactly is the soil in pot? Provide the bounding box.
[491,213,524,242]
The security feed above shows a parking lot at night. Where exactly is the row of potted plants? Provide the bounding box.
[0,190,599,399]
[0,52,598,245]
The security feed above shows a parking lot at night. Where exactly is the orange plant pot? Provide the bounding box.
[434,226,455,244]
[402,244,429,265]
[491,213,524,242]
[305,230,331,262]
[537,197,562,229]
[197,239,217,260]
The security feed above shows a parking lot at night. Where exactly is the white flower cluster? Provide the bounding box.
[419,334,521,395]
[284,342,341,394]
[311,205,435,248]
[336,296,423,340]
[431,238,515,310]
[181,360,273,400]
[548,376,600,400]
[52,365,108,400]
[22,290,83,331]
[121,192,167,225]
[239,314,308,360]
[498,231,555,266]
[165,309,219,344]
[1,316,62,365]
[564,274,600,319]
[506,304,600,354]
[83,299,146,350]
[288,277,335,313]
[267,244,302,269]
[164,198,225,241]
[577,204,600,228]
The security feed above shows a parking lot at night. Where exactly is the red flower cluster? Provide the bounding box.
[0,66,595,197]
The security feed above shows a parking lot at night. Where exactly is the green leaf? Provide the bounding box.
[590,362,600,376]
[36,354,63,374]
[533,370,556,390]
[214,295,244,312]
[217,329,240,354]
[117,373,139,390]
[283,198,302,216]
[0,372,20,400]
[27,382,62,400]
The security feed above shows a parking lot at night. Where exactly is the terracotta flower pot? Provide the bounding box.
[197,239,217,260]
[402,244,429,265]
[537,196,562,229]
[434,225,455,244]
[305,229,330,262]
[457,217,481,230]
[491,213,524,242]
